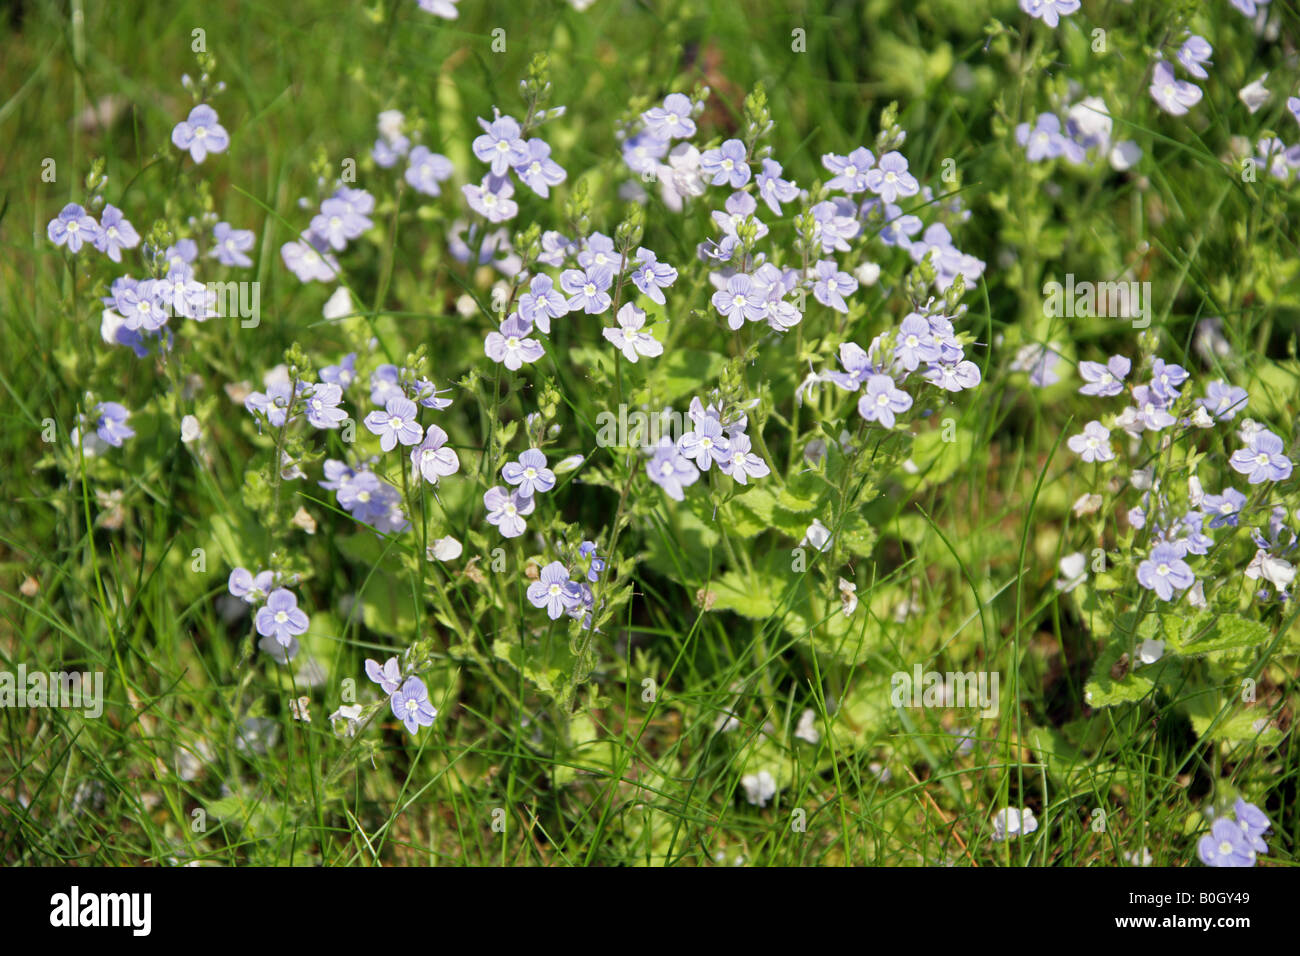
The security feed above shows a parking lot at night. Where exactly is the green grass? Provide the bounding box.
[1,0,1298,866]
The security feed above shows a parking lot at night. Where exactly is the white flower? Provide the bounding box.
[741,770,777,807]
[1246,551,1296,590]
[838,577,858,616]
[1239,74,1272,114]
[180,414,201,443]
[1124,846,1153,867]
[1137,638,1164,665]
[322,286,353,320]
[801,519,832,552]
[794,708,821,744]
[1072,493,1103,517]
[992,807,1038,841]
[329,703,364,737]
[1055,552,1087,592]
[853,261,881,286]
[428,535,463,561]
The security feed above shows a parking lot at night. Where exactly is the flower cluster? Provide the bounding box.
[525,540,606,624]
[645,396,771,501]
[1063,351,1294,603]
[229,568,310,663]
[366,656,437,735]
[281,186,374,283]
[1197,799,1272,867]
[1016,96,1141,172]
[70,400,135,456]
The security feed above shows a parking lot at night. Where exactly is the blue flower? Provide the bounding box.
[171,104,229,163]
[462,175,518,223]
[503,448,556,496]
[1150,62,1202,116]
[47,203,100,253]
[472,115,528,176]
[527,561,582,619]
[629,248,678,305]
[391,676,437,734]
[1019,0,1080,28]
[1230,429,1293,484]
[1067,421,1114,463]
[483,485,534,538]
[484,314,545,370]
[92,205,139,262]
[756,158,799,215]
[514,138,566,197]
[211,221,255,267]
[1078,355,1130,397]
[642,93,697,140]
[822,147,874,193]
[560,265,613,314]
[700,139,751,188]
[865,151,919,203]
[405,145,454,196]
[365,656,402,694]
[1196,380,1248,421]
[255,588,310,647]
[364,396,424,451]
[812,259,857,313]
[94,401,135,447]
[1197,817,1255,867]
[858,374,912,429]
[1177,36,1213,80]
[410,425,460,485]
[646,438,699,501]
[1202,488,1246,529]
[304,382,347,429]
[1136,543,1195,601]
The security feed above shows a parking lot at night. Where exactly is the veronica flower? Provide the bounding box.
[1067,421,1114,463]
[1150,62,1202,116]
[1230,429,1293,484]
[281,237,339,282]
[1136,542,1195,601]
[560,265,613,314]
[412,378,453,410]
[210,221,255,267]
[603,302,663,362]
[401,145,455,197]
[89,204,139,263]
[463,175,518,223]
[622,131,669,176]
[577,232,620,272]
[92,401,135,447]
[629,248,677,305]
[307,198,361,251]
[171,104,229,163]
[1078,355,1130,397]
[992,807,1038,841]
[410,425,460,484]
[679,415,730,472]
[646,438,699,501]
[718,432,770,485]
[365,656,402,694]
[1149,359,1189,401]
[245,381,297,427]
[924,359,982,392]
[47,203,100,253]
[229,567,274,604]
[1229,0,1269,16]
[700,139,751,187]
[1015,113,1084,163]
[391,676,437,735]
[1203,489,1246,529]
[812,259,857,313]
[893,313,940,372]
[865,151,919,203]
[1197,818,1255,867]
[483,485,534,538]
[304,382,348,429]
[472,115,528,176]
[417,0,460,18]
[1197,381,1248,422]
[828,342,882,392]
[756,157,799,215]
[1131,386,1176,431]
[517,274,570,333]
[642,93,697,140]
[811,200,861,252]
[484,314,545,370]
[1177,36,1213,79]
[858,374,912,429]
[369,365,405,406]
[822,147,875,193]
[538,230,577,268]
[1235,799,1271,854]
[364,396,424,451]
[1018,0,1079,28]
[255,588,310,647]
[527,561,582,620]
[503,448,556,496]
[712,191,768,241]
[513,138,566,197]
[711,273,765,329]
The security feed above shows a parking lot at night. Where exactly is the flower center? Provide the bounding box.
[275,611,288,624]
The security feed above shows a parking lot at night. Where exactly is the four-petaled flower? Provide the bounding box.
[172,104,230,163]
[527,561,582,619]
[365,396,424,451]
[255,588,310,647]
